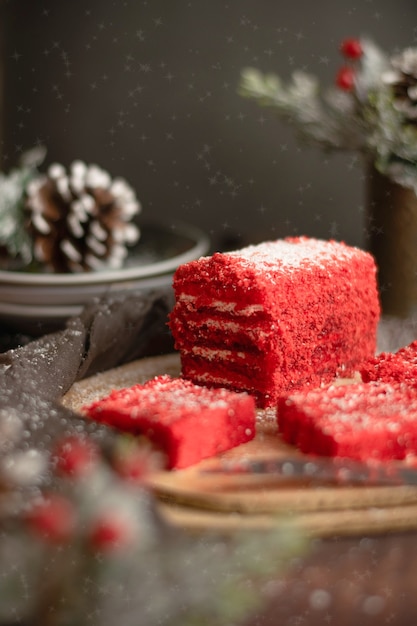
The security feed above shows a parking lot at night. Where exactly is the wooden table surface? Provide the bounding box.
[243,531,417,626]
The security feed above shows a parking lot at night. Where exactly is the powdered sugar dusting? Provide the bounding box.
[279,381,417,460]
[227,237,361,271]
[82,372,255,421]
[93,374,242,413]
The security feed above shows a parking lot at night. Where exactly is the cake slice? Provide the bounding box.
[169,236,380,407]
[277,382,417,461]
[82,375,256,469]
[360,340,417,386]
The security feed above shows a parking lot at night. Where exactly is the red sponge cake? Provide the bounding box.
[83,375,256,469]
[278,382,417,461]
[169,237,380,407]
[360,340,417,386]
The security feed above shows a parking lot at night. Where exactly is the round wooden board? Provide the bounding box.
[62,353,417,536]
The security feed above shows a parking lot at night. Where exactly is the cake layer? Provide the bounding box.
[82,375,256,469]
[169,306,272,351]
[179,348,345,407]
[277,382,417,461]
[170,236,380,407]
[179,355,276,406]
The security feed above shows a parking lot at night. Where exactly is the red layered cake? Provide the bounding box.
[360,340,417,386]
[169,237,380,407]
[278,382,417,461]
[83,375,256,469]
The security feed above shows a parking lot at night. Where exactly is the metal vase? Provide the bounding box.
[366,165,417,318]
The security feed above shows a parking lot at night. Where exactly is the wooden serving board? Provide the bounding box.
[63,353,417,537]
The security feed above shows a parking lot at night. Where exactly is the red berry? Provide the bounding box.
[340,38,363,59]
[89,513,135,552]
[115,451,150,482]
[26,494,76,543]
[335,66,356,91]
[114,444,163,483]
[52,435,97,478]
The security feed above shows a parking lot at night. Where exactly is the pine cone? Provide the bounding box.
[25,161,140,272]
[383,48,417,123]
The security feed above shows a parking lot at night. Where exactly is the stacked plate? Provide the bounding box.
[0,221,210,335]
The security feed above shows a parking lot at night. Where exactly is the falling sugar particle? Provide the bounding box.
[362,595,385,615]
[309,588,332,610]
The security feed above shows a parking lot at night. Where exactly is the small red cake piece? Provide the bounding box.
[83,375,256,469]
[277,382,417,461]
[169,236,380,407]
[360,340,417,386]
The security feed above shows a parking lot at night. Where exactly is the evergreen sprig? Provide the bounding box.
[239,38,417,194]
[0,146,46,267]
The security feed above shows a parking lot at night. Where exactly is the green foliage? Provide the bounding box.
[0,146,45,266]
[0,167,32,262]
[239,67,365,152]
[239,39,417,194]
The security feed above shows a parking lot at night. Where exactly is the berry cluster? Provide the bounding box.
[335,37,363,91]
[24,434,157,553]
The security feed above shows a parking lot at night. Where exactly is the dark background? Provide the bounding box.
[1,0,416,251]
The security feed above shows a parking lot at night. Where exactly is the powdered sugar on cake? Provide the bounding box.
[226,237,359,273]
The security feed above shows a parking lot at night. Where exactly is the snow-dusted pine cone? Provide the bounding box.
[25,161,141,272]
[383,48,417,122]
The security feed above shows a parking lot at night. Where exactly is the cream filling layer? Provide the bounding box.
[186,370,259,391]
[185,318,274,341]
[189,346,247,361]
[178,294,264,316]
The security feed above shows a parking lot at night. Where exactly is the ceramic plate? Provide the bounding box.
[0,220,209,334]
[0,220,210,286]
